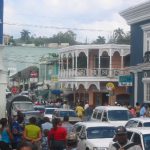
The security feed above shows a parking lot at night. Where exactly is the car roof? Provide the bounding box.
[94,106,128,111]
[54,108,75,111]
[129,117,150,123]
[127,127,150,135]
[45,107,57,110]
[75,121,115,128]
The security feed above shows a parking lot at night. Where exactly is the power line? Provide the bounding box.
[3,22,112,32]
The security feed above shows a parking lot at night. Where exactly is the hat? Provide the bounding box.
[115,126,127,135]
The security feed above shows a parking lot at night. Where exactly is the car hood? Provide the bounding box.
[87,138,112,148]
[109,121,127,126]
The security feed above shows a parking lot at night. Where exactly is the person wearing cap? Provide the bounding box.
[109,126,142,150]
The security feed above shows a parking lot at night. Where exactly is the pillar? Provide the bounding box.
[109,49,112,77]
[134,72,138,106]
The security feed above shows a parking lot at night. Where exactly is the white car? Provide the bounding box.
[125,117,150,128]
[77,122,116,150]
[44,107,57,122]
[127,127,150,150]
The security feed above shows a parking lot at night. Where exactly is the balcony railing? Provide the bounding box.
[59,68,123,78]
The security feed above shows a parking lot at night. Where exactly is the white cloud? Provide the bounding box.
[3,0,149,42]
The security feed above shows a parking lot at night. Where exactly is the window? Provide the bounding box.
[97,111,102,119]
[92,110,98,119]
[132,133,141,145]
[127,131,133,140]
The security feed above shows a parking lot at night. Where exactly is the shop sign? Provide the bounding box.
[119,75,133,86]
[106,82,115,91]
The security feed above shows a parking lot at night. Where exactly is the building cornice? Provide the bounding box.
[120,1,150,25]
[58,44,130,53]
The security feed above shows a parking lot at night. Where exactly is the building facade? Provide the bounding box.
[58,44,130,106]
[120,1,150,105]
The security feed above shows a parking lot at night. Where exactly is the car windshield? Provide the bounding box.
[13,102,34,111]
[60,111,77,117]
[45,109,55,114]
[143,134,150,150]
[143,123,150,127]
[34,107,45,111]
[87,127,116,139]
[108,110,129,121]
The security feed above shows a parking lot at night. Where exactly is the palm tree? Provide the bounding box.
[20,29,31,43]
[113,28,125,42]
[93,36,106,44]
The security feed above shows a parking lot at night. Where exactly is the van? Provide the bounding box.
[91,106,131,126]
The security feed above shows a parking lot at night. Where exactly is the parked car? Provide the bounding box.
[77,122,116,150]
[52,108,81,124]
[91,106,131,126]
[44,107,57,122]
[127,127,150,150]
[34,105,45,114]
[125,117,150,128]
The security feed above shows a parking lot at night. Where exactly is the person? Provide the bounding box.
[0,118,13,150]
[41,129,49,150]
[62,116,76,148]
[63,100,70,109]
[41,117,52,133]
[48,118,67,150]
[17,141,33,150]
[135,102,140,117]
[140,104,148,117]
[62,116,73,133]
[109,126,142,150]
[11,114,23,149]
[84,105,93,121]
[75,103,84,119]
[23,117,42,150]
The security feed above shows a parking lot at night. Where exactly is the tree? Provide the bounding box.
[20,29,31,43]
[108,28,130,44]
[92,36,106,44]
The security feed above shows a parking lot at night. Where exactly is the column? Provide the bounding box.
[66,54,69,77]
[86,51,89,76]
[59,55,61,77]
[134,72,138,106]
[121,49,124,69]
[109,49,112,77]
[75,52,78,76]
[99,49,101,76]
[72,52,74,76]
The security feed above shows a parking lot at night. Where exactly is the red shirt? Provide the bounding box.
[48,127,67,141]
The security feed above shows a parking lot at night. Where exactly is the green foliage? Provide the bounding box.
[92,36,106,44]
[108,28,130,44]
[20,29,31,43]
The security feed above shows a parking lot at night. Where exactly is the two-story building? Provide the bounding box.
[120,1,150,105]
[58,44,130,106]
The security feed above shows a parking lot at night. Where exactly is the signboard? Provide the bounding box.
[106,82,115,91]
[119,75,133,86]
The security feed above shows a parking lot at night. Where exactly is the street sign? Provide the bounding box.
[119,75,133,86]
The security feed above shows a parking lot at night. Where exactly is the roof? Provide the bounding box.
[129,117,150,123]
[127,127,150,135]
[94,106,128,111]
[54,108,74,111]
[120,1,150,25]
[75,121,115,128]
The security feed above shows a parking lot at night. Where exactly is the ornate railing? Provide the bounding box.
[59,68,123,78]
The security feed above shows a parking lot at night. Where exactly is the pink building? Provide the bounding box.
[58,44,130,107]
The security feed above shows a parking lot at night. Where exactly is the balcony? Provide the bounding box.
[59,68,123,79]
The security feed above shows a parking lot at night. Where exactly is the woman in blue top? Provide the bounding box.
[0,118,13,150]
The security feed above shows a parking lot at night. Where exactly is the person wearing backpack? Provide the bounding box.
[109,126,142,150]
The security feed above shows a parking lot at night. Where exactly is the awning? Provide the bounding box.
[51,89,63,95]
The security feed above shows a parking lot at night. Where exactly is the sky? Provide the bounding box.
[3,0,149,43]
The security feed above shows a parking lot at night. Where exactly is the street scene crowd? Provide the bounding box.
[0,96,150,150]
